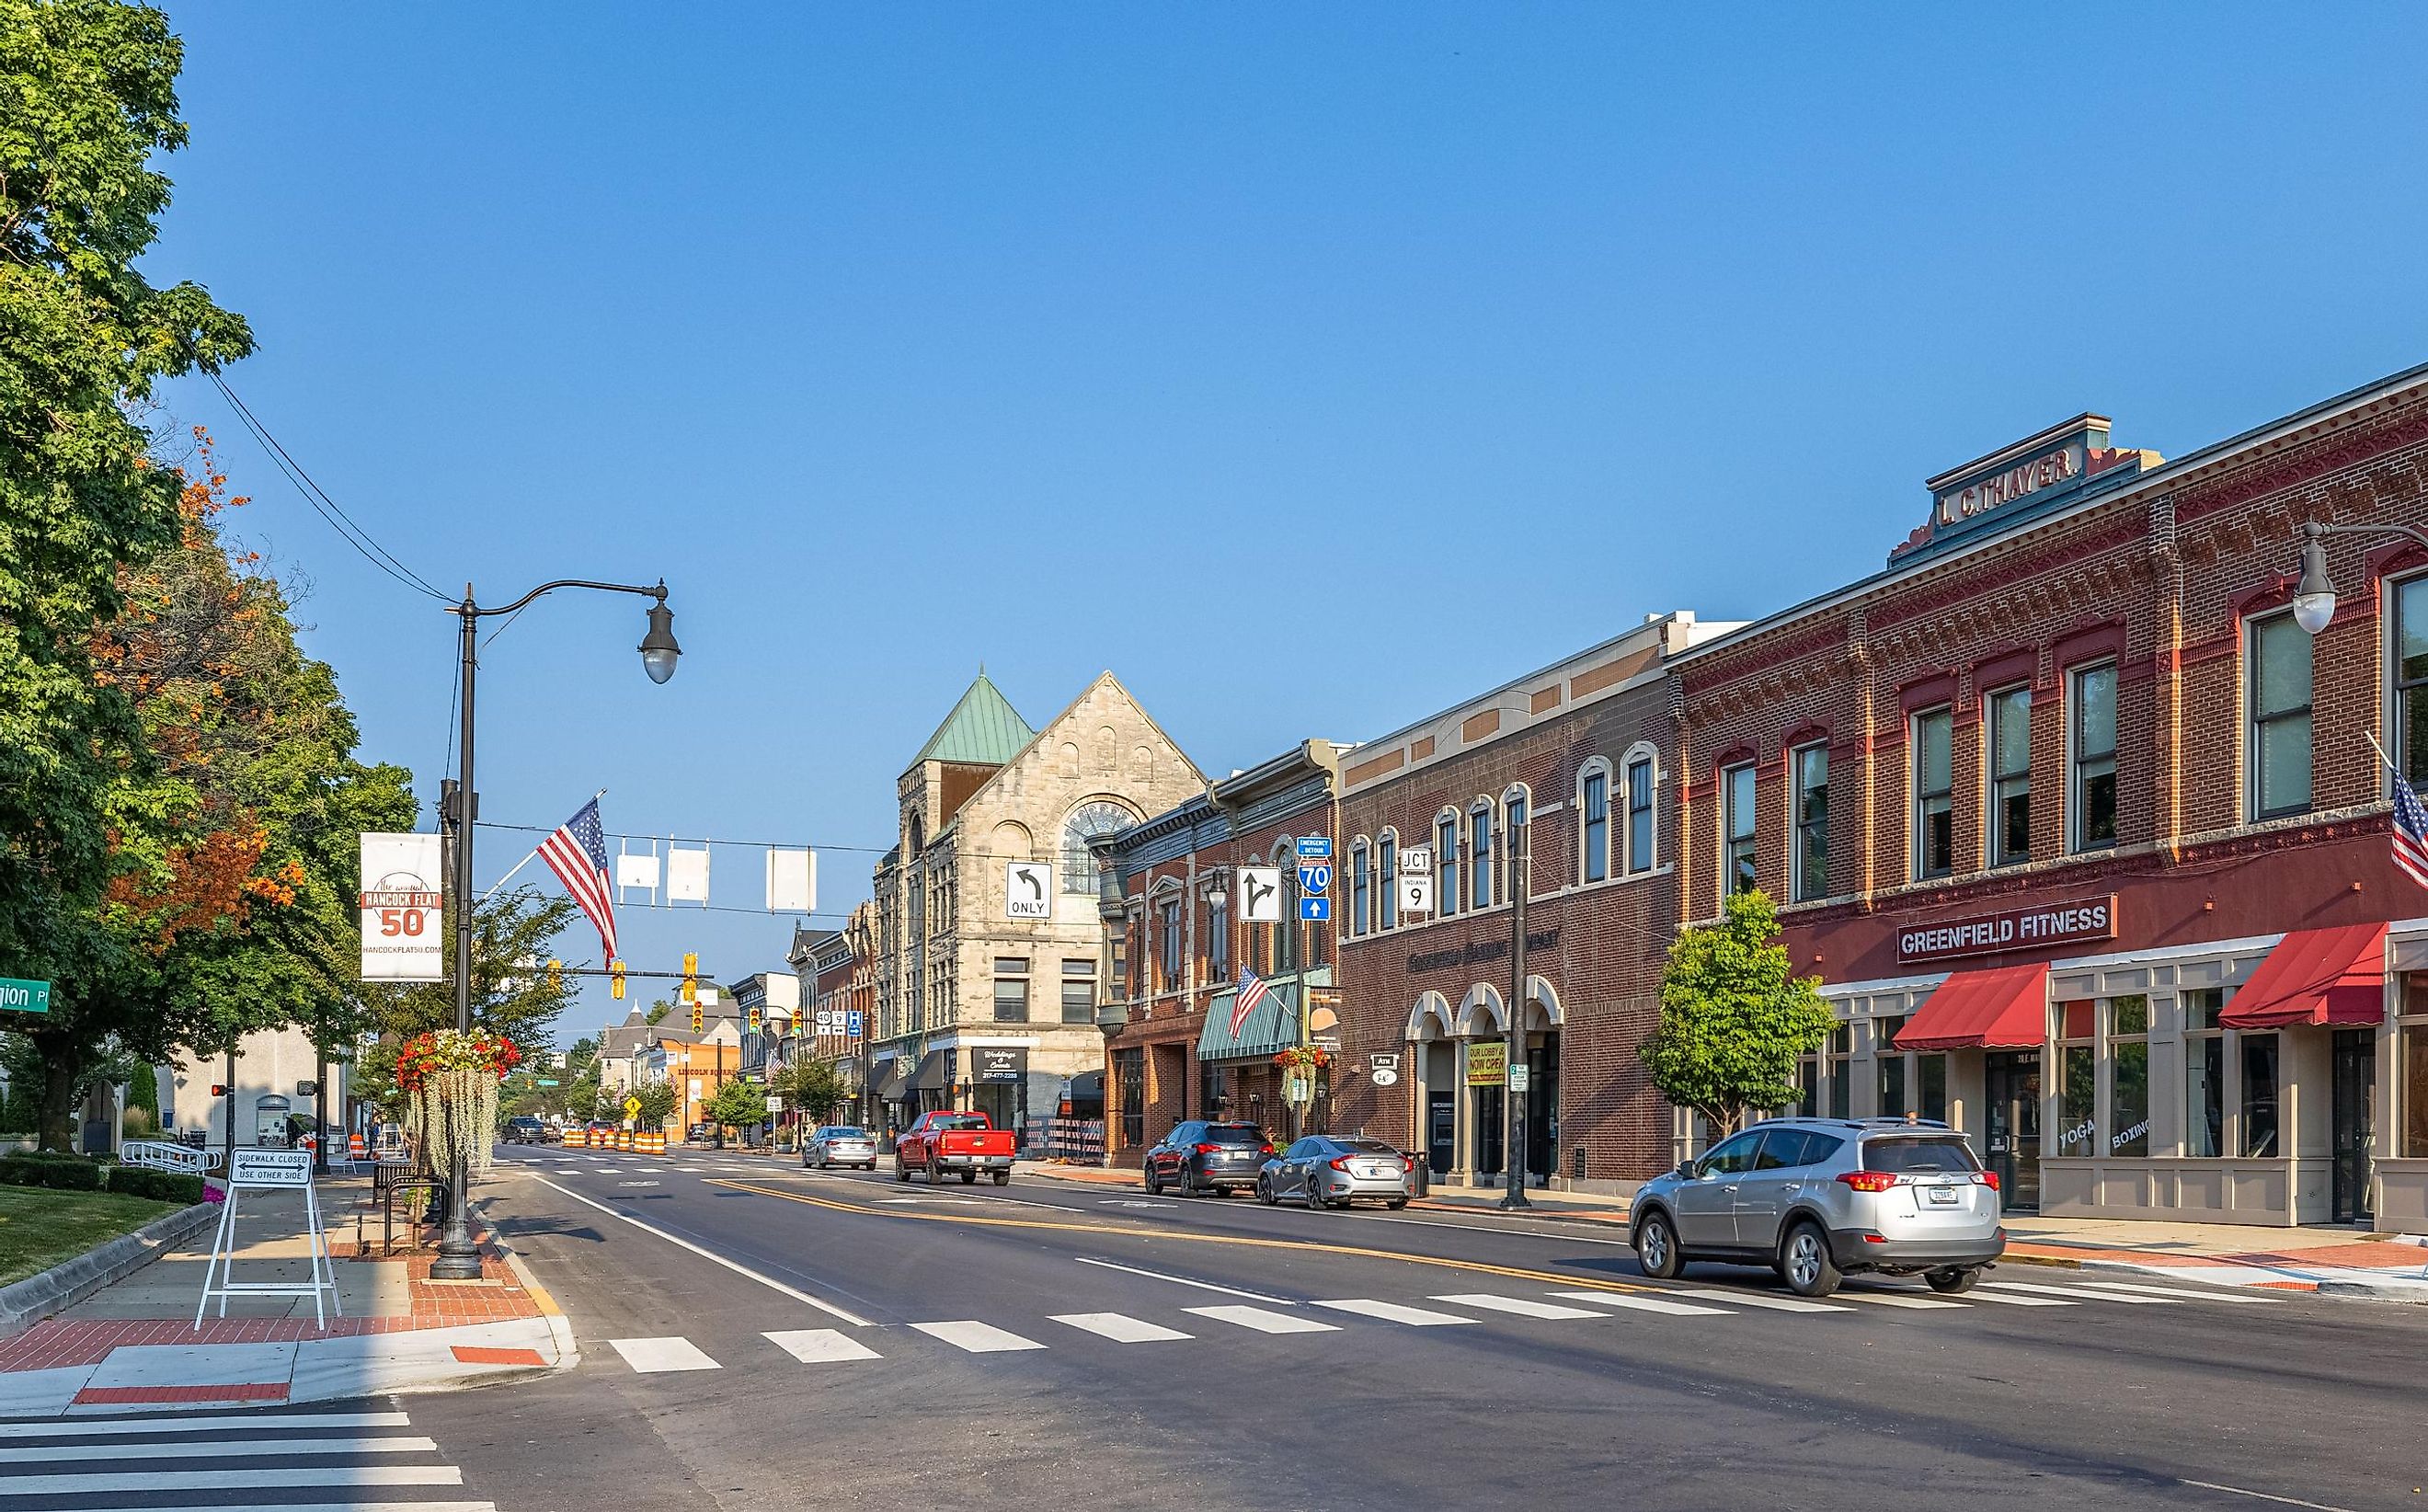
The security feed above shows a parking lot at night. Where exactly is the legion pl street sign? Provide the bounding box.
[0,979,51,1015]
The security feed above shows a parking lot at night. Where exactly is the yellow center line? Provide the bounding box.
[704,1179,1653,1295]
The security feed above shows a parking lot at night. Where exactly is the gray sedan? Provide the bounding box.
[805,1125,879,1170]
[1258,1136,1413,1210]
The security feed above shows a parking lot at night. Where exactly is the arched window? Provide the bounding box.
[1377,828,1400,929]
[1275,836,1300,971]
[1577,758,1613,884]
[1468,800,1495,910]
[1504,784,1530,899]
[1060,800,1137,893]
[1351,839,1372,936]
[1436,810,1461,918]
[1621,742,1661,874]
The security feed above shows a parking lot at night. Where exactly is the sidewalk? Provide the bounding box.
[0,1170,575,1417]
[1014,1159,2428,1295]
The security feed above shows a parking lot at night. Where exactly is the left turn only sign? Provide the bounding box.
[1005,862,1055,920]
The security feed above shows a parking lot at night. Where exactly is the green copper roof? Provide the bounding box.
[911,673,1034,768]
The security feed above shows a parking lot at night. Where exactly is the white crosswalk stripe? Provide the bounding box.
[1050,1312,1195,1343]
[1548,1291,1735,1316]
[1430,1293,1611,1319]
[764,1328,883,1362]
[1984,1280,2176,1304]
[1829,1289,1970,1309]
[1313,1299,1477,1326]
[1957,1288,2075,1307]
[609,1335,723,1371]
[912,1320,1048,1353]
[1185,1304,1341,1334]
[1668,1288,1854,1313]
[0,1403,488,1509]
[2071,1279,2276,1303]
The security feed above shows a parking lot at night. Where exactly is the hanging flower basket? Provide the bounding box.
[1272,1045,1332,1073]
[397,1030,520,1182]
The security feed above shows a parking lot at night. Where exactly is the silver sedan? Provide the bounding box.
[1259,1136,1414,1210]
[805,1125,879,1170]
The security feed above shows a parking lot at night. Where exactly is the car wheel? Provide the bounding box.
[1925,1266,1980,1295]
[894,1157,910,1183]
[1258,1175,1276,1205]
[1634,1209,1683,1279]
[927,1158,943,1186]
[992,1170,1010,1186]
[1781,1220,1842,1299]
[1386,1197,1408,1210]
[1144,1168,1162,1197]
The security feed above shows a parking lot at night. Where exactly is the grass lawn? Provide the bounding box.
[0,1185,181,1288]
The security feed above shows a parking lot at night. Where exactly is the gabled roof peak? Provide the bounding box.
[910,672,1035,770]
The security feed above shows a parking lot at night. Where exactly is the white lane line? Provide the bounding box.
[1185,1305,1341,1335]
[1311,1299,1478,1326]
[0,1411,410,1439]
[1430,1293,1611,1320]
[58,1506,494,1512]
[1958,1288,2074,1308]
[0,1466,464,1496]
[1829,1289,1969,1310]
[1547,1290,1734,1317]
[1669,1288,1854,1313]
[531,1175,870,1325]
[763,1328,882,1363]
[0,1436,435,1464]
[1049,1312,1195,1343]
[1984,1280,2178,1304]
[1072,1255,1296,1303]
[2076,1279,2277,1304]
[1357,1214,1640,1247]
[910,1321,1047,1354]
[590,1168,624,1174]
[2179,1478,2362,1511]
[608,1336,721,1372]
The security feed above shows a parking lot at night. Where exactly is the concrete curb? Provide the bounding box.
[2316,1277,2428,1301]
[468,1197,580,1378]
[0,1198,217,1341]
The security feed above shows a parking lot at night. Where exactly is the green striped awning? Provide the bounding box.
[1197,968,1329,1062]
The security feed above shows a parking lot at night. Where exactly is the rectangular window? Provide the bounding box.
[2399,577,2428,785]
[1438,817,1460,919]
[1470,808,1493,910]
[1917,1053,1949,1123]
[1825,1022,1850,1121]
[2240,1034,2281,1156]
[2109,994,2149,1157]
[1724,764,1757,898]
[1913,707,1953,879]
[1351,846,1371,936]
[2070,662,2118,852]
[1583,770,1609,883]
[2409,975,2428,1158]
[1792,744,1828,902]
[1988,686,2031,867]
[1378,836,1397,929]
[2059,1045,2096,1158]
[2185,987,2224,1157]
[1060,960,1096,1025]
[1506,795,1528,900]
[1627,759,1655,873]
[1877,1050,1907,1119]
[1206,903,1228,979]
[2250,612,2313,819]
[992,958,1029,1024]
[1158,900,1182,990]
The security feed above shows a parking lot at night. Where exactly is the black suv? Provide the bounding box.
[505,1116,548,1145]
[1144,1120,1274,1197]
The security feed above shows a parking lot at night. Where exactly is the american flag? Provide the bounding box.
[538,797,617,960]
[2395,773,2428,889]
[1230,968,1271,1037]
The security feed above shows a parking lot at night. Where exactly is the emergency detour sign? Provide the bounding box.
[360,832,445,982]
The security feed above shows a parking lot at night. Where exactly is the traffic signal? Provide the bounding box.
[210,1084,226,1098]
[680,951,699,1005]
[610,959,626,1001]
[690,1002,704,1033]
[748,1005,762,1034]
[545,958,563,991]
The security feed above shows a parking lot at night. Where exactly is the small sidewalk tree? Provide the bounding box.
[704,1079,769,1144]
[1640,888,1833,1139]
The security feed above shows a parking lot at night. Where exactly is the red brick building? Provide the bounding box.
[1095,742,1344,1165]
[1330,613,1729,1193]
[1674,366,2428,1227]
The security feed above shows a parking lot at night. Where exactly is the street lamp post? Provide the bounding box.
[1500,811,1531,1210]
[429,577,680,1282]
[2289,519,2428,636]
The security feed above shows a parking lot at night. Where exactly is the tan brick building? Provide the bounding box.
[868,672,1202,1144]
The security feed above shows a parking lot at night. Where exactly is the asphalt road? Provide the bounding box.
[396,1143,2428,1512]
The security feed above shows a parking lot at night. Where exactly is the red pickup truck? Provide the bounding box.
[895,1111,1017,1186]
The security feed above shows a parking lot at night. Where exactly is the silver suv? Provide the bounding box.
[1629,1117,2005,1298]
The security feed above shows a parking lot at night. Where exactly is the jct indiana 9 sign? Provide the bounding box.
[360,832,445,982]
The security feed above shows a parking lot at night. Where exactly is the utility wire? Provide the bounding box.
[206,371,452,602]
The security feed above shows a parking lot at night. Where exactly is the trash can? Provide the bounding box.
[1409,1146,1430,1198]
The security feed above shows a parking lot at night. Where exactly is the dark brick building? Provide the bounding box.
[1331,613,1729,1193]
[1675,366,2428,1227]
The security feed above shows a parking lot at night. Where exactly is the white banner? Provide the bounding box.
[360,833,445,981]
[766,848,816,912]
[668,846,710,902]
[764,973,801,1011]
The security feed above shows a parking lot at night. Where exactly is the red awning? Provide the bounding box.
[1894,964,2051,1051]
[2217,922,2387,1030]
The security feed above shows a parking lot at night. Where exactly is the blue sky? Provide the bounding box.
[149,4,2428,1044]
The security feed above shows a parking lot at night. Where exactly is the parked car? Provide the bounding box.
[504,1116,548,1145]
[894,1110,1017,1186]
[1143,1120,1274,1197]
[1258,1135,1414,1210]
[805,1125,878,1171]
[1628,1117,2006,1299]
[686,1122,716,1145]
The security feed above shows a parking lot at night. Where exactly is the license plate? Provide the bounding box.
[1924,1186,1960,1206]
[1359,1164,1394,1178]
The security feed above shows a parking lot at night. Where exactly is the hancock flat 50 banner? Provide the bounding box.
[360,832,445,981]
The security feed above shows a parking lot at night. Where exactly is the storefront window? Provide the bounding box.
[1875,1015,1907,1117]
[2242,1034,2282,1157]
[1115,1048,1145,1150]
[1797,1057,1818,1118]
[1826,1023,1851,1120]
[2408,975,2428,1158]
[2185,988,2225,1157]
[1917,1054,1949,1123]
[2057,1002,2095,1158]
[2109,995,2149,1157]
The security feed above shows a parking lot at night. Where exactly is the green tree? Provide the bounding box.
[0,0,254,1142]
[775,1059,850,1124]
[704,1078,767,1131]
[1640,888,1834,1136]
[599,1077,674,1128]
[645,1001,670,1026]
